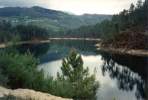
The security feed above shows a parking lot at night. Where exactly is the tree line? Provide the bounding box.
[99,0,148,40]
[0,20,49,43]
[99,0,148,49]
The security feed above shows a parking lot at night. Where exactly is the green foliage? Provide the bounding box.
[47,79,74,98]
[63,25,101,38]
[57,50,99,100]
[0,20,13,43]
[0,50,37,88]
[15,24,49,41]
[99,20,119,40]
[0,20,49,43]
[0,69,8,87]
[0,49,55,93]
[99,0,148,42]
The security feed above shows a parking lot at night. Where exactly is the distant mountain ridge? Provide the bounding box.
[0,6,67,18]
[0,6,111,18]
[0,6,112,32]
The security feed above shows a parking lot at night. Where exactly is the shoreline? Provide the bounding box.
[0,40,50,48]
[0,86,72,100]
[0,38,101,48]
[48,38,101,41]
[95,44,148,57]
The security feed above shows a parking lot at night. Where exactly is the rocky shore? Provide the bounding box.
[95,43,148,57]
[0,86,72,100]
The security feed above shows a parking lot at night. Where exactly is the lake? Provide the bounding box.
[17,40,148,100]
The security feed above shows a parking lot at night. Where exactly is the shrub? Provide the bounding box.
[0,50,54,92]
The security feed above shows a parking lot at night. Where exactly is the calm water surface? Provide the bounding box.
[17,40,148,100]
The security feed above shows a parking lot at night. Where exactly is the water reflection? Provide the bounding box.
[13,40,147,100]
[39,40,98,63]
[39,54,139,100]
[16,43,50,57]
[101,51,148,99]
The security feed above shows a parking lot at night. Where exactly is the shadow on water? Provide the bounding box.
[16,43,50,57]
[99,51,148,100]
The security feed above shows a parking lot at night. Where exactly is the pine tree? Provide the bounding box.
[129,3,135,13]
[137,0,143,8]
[58,50,99,100]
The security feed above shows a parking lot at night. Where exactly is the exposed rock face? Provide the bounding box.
[0,86,72,100]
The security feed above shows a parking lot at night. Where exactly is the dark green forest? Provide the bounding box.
[99,0,148,49]
[0,20,49,43]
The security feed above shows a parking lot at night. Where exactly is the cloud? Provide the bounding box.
[49,0,139,14]
[0,0,140,14]
[0,0,50,7]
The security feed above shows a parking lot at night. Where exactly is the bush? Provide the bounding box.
[0,50,55,91]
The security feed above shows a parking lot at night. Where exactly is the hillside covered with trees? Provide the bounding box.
[99,0,148,50]
[0,6,111,35]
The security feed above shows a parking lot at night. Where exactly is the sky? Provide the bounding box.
[0,0,140,15]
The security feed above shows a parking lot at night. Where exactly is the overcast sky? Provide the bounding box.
[0,0,140,15]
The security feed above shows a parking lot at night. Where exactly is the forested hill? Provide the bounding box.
[99,0,148,50]
[0,6,111,31]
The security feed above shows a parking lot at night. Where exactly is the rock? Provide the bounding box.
[0,86,72,100]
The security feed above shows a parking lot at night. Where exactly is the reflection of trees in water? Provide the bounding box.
[100,51,147,99]
[16,43,50,57]
[49,40,98,55]
[15,40,98,63]
[15,40,98,64]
